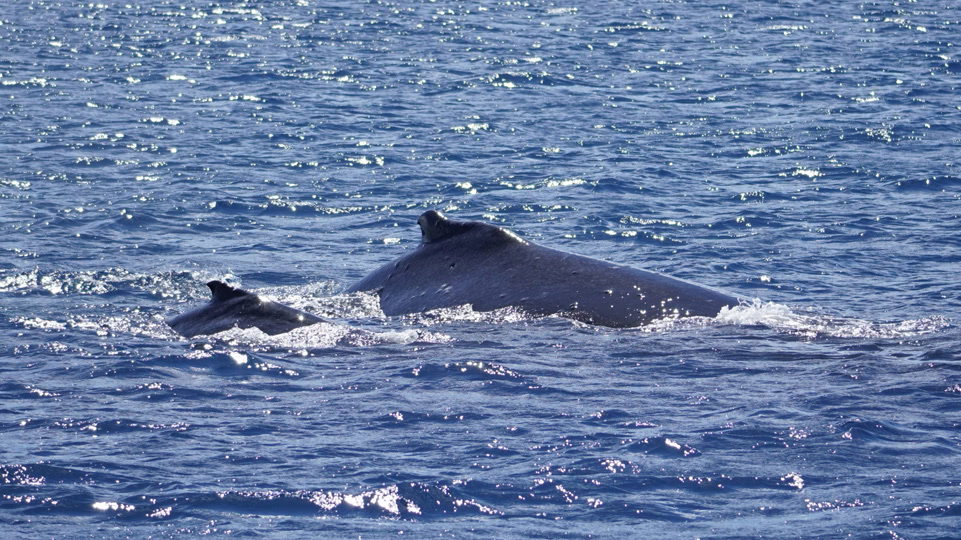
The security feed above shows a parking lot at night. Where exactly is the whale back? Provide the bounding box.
[167,281,326,337]
[348,211,737,327]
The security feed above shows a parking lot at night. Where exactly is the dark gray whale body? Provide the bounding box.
[167,281,326,338]
[347,211,739,327]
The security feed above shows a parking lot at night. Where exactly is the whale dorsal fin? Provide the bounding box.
[417,210,526,246]
[207,280,247,302]
[417,210,455,243]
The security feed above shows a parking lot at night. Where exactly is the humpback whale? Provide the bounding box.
[167,281,326,338]
[347,210,739,327]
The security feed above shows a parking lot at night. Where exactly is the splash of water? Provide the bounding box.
[716,299,950,339]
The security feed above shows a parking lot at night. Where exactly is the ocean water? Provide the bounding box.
[1,0,960,538]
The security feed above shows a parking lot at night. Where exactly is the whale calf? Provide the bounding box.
[347,210,739,327]
[167,281,326,338]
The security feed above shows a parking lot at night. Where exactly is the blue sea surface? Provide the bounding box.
[2,1,960,538]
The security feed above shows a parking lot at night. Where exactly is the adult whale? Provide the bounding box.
[167,281,327,338]
[347,210,740,327]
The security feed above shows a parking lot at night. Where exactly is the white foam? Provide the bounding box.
[716,299,950,339]
[212,322,451,349]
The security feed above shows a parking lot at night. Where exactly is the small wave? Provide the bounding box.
[211,482,502,519]
[51,418,190,435]
[374,409,491,429]
[0,463,112,486]
[406,360,524,382]
[12,312,177,341]
[59,483,503,520]
[623,436,701,458]
[486,71,574,89]
[0,267,219,301]
[891,175,961,192]
[716,300,950,339]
